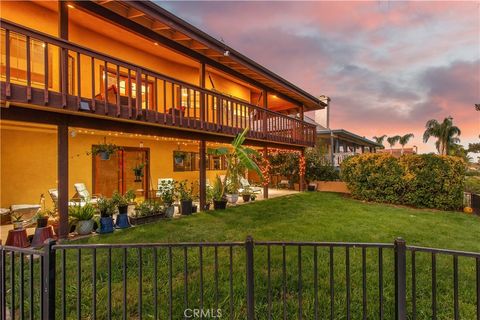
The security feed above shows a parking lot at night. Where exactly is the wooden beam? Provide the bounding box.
[152,21,171,31]
[57,124,69,239]
[127,8,145,19]
[171,31,190,41]
[59,1,68,39]
[190,42,208,50]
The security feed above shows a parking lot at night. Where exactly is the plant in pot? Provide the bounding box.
[208,128,263,208]
[124,189,137,215]
[132,163,145,182]
[97,197,115,234]
[204,185,214,210]
[69,204,95,235]
[35,209,53,228]
[241,186,252,203]
[212,176,227,210]
[11,211,25,230]
[112,191,131,228]
[159,180,175,218]
[89,137,120,161]
[131,199,164,225]
[176,180,193,215]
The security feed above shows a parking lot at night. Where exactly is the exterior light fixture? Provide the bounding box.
[223,50,230,57]
[67,4,75,9]
[154,42,159,46]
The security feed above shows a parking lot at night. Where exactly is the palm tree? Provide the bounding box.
[399,133,414,155]
[386,135,401,153]
[423,117,461,155]
[372,135,387,148]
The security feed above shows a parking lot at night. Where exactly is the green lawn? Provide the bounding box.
[9,192,480,319]
[84,191,480,251]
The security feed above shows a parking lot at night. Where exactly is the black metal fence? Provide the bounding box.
[1,237,479,319]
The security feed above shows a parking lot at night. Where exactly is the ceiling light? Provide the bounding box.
[223,50,230,57]
[154,42,159,46]
[67,4,75,9]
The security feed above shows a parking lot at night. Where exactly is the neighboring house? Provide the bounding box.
[305,116,382,167]
[378,147,417,158]
[0,1,327,238]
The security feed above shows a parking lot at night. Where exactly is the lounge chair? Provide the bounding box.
[73,183,100,205]
[239,177,262,194]
[48,189,83,208]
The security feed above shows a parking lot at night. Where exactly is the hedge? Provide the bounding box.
[340,153,465,210]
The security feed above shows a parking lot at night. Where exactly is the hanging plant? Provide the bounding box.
[88,137,120,160]
[174,151,187,165]
[133,163,145,182]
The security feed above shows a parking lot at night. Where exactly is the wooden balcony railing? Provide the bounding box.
[0,20,316,147]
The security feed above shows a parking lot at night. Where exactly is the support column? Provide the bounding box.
[299,148,305,191]
[199,140,206,210]
[58,124,69,239]
[263,146,268,199]
[330,133,335,165]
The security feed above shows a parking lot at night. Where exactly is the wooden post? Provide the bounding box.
[263,90,268,138]
[199,63,206,128]
[58,124,69,239]
[199,140,206,211]
[263,146,268,199]
[59,0,69,104]
[299,148,305,191]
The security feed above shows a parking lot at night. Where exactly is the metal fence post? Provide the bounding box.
[394,238,407,320]
[43,239,56,320]
[246,235,255,320]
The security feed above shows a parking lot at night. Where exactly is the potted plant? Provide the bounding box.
[131,199,165,225]
[212,176,227,210]
[11,211,25,230]
[204,185,214,210]
[112,191,130,228]
[132,163,145,182]
[208,128,263,207]
[124,189,137,215]
[35,209,53,228]
[97,197,115,233]
[177,180,193,215]
[69,204,95,235]
[90,137,120,160]
[241,187,252,203]
[159,180,175,218]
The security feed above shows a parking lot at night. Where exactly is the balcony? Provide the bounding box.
[0,20,316,147]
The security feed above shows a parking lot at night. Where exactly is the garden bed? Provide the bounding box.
[129,213,166,226]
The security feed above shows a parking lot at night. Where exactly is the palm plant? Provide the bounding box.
[208,128,262,196]
[423,117,461,155]
[386,135,401,153]
[399,133,414,155]
[372,135,387,148]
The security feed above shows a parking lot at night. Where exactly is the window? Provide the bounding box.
[1,30,52,88]
[173,151,226,172]
[100,67,154,108]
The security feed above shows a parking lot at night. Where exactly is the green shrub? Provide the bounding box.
[305,148,339,182]
[341,153,465,210]
[465,176,480,194]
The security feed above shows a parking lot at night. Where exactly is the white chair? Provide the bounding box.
[48,188,82,207]
[73,183,100,205]
[239,177,262,194]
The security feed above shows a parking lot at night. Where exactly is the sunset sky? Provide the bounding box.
[163,1,480,154]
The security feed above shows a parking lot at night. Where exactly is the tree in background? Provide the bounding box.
[399,133,414,155]
[386,135,401,153]
[423,117,461,155]
[372,135,387,148]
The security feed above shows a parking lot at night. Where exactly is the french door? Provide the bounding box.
[93,147,150,198]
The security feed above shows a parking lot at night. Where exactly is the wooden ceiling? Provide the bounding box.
[91,0,326,111]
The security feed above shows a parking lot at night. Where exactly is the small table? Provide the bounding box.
[6,228,30,248]
[31,226,55,247]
